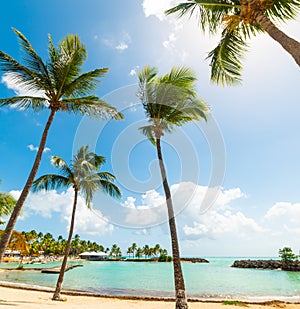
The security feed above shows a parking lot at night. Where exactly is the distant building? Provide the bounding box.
[4,250,21,257]
[78,251,108,261]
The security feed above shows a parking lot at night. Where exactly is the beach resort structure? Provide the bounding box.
[78,251,108,261]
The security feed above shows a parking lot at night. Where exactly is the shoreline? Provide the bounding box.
[0,284,300,309]
[1,281,300,305]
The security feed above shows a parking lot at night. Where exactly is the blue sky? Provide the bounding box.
[0,0,300,257]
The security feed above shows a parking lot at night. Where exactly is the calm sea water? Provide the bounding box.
[1,257,300,301]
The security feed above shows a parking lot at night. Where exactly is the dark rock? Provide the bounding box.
[180,257,209,263]
[231,259,300,271]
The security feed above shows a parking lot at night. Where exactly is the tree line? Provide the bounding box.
[4,230,170,260]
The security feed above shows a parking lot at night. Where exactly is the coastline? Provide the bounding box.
[0,284,300,309]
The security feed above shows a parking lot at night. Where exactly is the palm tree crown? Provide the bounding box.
[0,28,123,119]
[32,145,121,203]
[138,65,208,143]
[166,0,300,85]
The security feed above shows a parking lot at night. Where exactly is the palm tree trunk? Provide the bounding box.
[52,187,78,301]
[0,108,57,263]
[156,138,188,309]
[255,11,300,66]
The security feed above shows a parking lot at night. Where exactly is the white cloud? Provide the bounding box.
[129,69,137,76]
[129,66,140,77]
[101,32,131,52]
[163,33,177,49]
[265,202,300,222]
[142,0,180,21]
[115,43,128,51]
[10,188,113,236]
[120,182,264,238]
[1,73,46,97]
[27,144,51,153]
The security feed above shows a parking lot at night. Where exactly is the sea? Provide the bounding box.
[1,257,300,302]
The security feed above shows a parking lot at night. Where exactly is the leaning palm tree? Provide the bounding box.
[0,29,123,261]
[166,0,300,85]
[32,145,121,301]
[137,66,208,309]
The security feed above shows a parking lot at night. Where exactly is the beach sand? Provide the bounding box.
[0,285,299,309]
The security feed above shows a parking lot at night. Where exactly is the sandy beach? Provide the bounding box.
[0,285,299,309]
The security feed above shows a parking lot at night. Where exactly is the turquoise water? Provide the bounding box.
[1,257,300,301]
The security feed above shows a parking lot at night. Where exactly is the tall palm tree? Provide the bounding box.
[0,29,123,261]
[137,66,208,309]
[32,145,121,301]
[166,0,300,85]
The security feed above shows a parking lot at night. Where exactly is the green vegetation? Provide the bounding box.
[127,242,168,259]
[0,30,123,262]
[0,180,16,225]
[166,0,300,85]
[279,247,298,263]
[222,300,248,307]
[138,65,208,309]
[158,254,172,262]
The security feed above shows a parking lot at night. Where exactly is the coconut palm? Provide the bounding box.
[0,29,123,262]
[166,0,300,85]
[137,66,208,309]
[32,145,121,301]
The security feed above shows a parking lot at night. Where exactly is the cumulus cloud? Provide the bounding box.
[265,202,300,223]
[27,144,51,153]
[10,188,113,236]
[142,0,180,21]
[120,181,265,238]
[122,190,167,226]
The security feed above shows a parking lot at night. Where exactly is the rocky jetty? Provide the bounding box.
[232,259,300,271]
[180,257,209,263]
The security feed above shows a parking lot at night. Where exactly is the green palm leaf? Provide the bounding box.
[0,96,48,111]
[62,96,124,119]
[207,28,248,85]
[32,174,70,192]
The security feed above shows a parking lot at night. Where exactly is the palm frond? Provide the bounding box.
[98,180,121,199]
[165,0,240,33]
[0,192,16,217]
[0,51,48,93]
[139,125,157,146]
[12,28,53,91]
[51,156,74,179]
[0,96,48,112]
[62,68,109,97]
[62,96,124,120]
[32,174,70,192]
[207,28,248,85]
[97,172,116,181]
[267,0,300,22]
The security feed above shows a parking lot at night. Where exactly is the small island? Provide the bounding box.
[232,247,300,271]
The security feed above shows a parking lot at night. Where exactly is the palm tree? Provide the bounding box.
[166,0,300,85]
[127,246,133,258]
[137,66,208,309]
[0,29,123,262]
[131,242,137,258]
[32,145,121,301]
